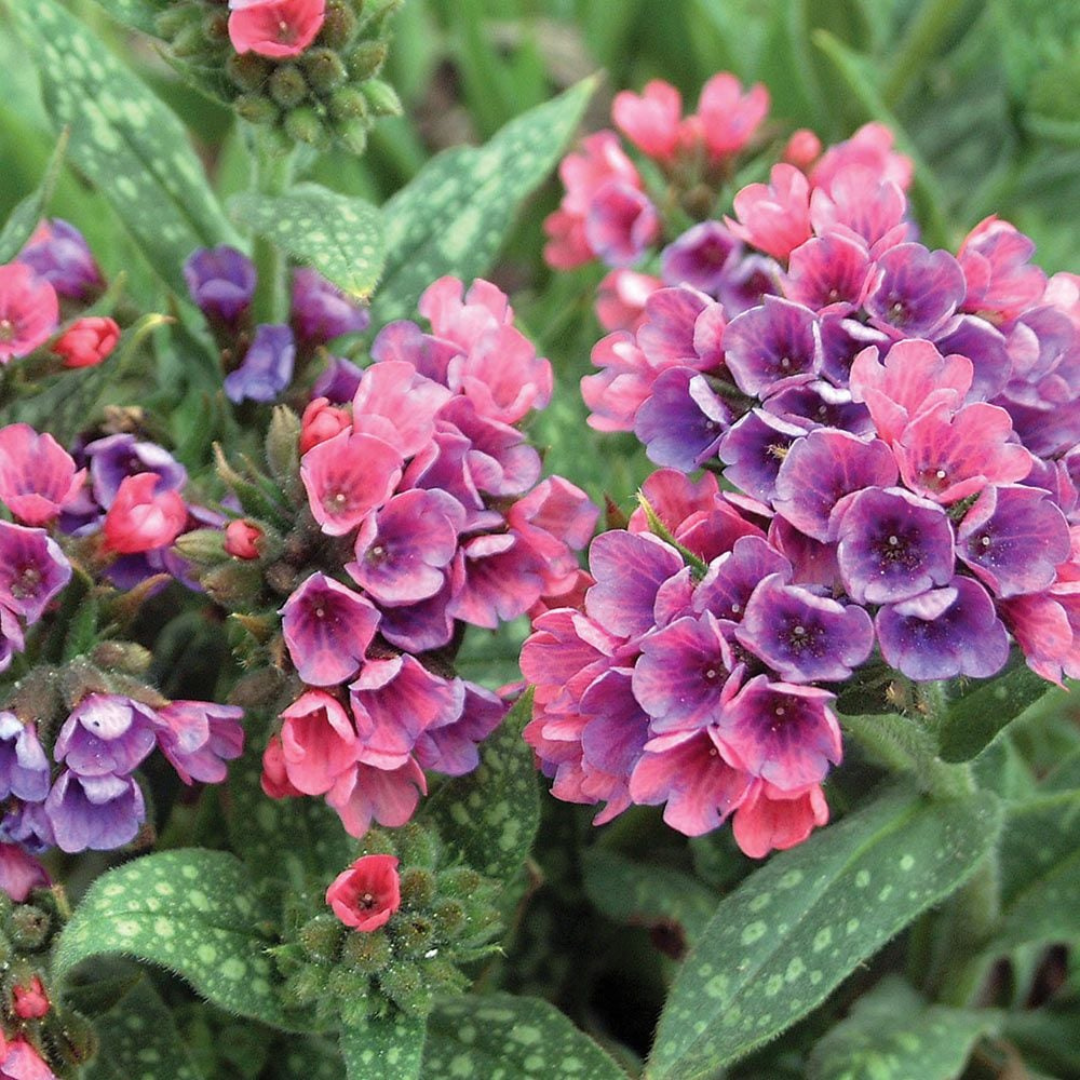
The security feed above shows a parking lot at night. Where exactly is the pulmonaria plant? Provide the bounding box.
[182,275,597,841]
[533,71,1080,856]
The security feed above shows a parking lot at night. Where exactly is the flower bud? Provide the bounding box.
[319,3,357,49]
[398,867,435,909]
[201,8,230,42]
[298,913,346,963]
[329,86,368,122]
[234,93,281,127]
[226,52,273,92]
[336,121,368,156]
[52,317,120,369]
[266,405,301,486]
[389,913,435,957]
[394,822,440,869]
[13,974,50,1019]
[282,965,328,1008]
[299,397,350,455]
[437,867,481,898]
[224,519,263,559]
[89,641,153,675]
[201,559,265,609]
[301,48,348,93]
[380,961,431,1015]
[174,527,228,566]
[430,898,466,939]
[103,473,187,554]
[284,107,331,149]
[9,904,51,950]
[341,926,392,972]
[269,65,309,109]
[48,1009,99,1070]
[359,78,401,116]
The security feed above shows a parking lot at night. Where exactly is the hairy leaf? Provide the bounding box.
[340,1013,427,1080]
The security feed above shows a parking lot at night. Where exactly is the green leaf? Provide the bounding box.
[645,786,1003,1080]
[229,184,385,300]
[84,974,207,1080]
[421,690,539,883]
[581,849,718,950]
[0,128,68,263]
[373,76,598,322]
[10,0,239,297]
[838,711,937,775]
[422,993,628,1079]
[267,1035,346,1080]
[938,661,1053,762]
[53,849,291,1028]
[807,975,997,1080]
[340,1012,427,1080]
[85,0,162,35]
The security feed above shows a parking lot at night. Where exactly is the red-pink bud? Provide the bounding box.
[52,316,120,368]
[300,396,351,455]
[782,128,823,171]
[224,519,263,559]
[260,733,303,799]
[103,473,187,554]
[13,975,49,1019]
[325,854,401,931]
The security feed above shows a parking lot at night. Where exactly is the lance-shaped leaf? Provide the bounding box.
[84,974,207,1080]
[373,76,598,322]
[230,185,385,300]
[0,128,68,263]
[807,974,997,1080]
[85,0,161,35]
[421,690,538,882]
[422,994,629,1079]
[645,785,1003,1080]
[10,0,239,298]
[53,849,292,1028]
[340,1012,426,1080]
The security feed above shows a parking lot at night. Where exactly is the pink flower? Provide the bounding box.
[102,473,187,553]
[228,0,325,58]
[0,1035,55,1080]
[51,316,120,368]
[351,360,452,457]
[325,854,401,931]
[152,701,244,785]
[584,182,660,268]
[612,80,683,162]
[697,73,770,160]
[299,397,351,456]
[595,269,663,332]
[0,842,48,903]
[0,263,58,363]
[223,519,262,559]
[727,164,812,261]
[260,733,303,799]
[957,216,1047,320]
[280,690,359,796]
[783,129,822,170]
[1044,271,1080,331]
[326,757,427,838]
[12,976,49,1020]
[731,780,829,858]
[810,122,913,195]
[0,423,86,526]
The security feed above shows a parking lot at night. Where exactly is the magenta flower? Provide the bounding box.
[718,409,808,503]
[0,423,85,526]
[102,473,187,554]
[863,243,967,338]
[326,757,427,838]
[0,714,49,803]
[727,164,812,261]
[446,533,546,629]
[300,429,403,536]
[694,535,792,623]
[44,770,146,853]
[582,332,656,432]
[351,359,452,457]
[291,267,369,345]
[808,167,909,252]
[152,701,244,785]
[612,80,683,162]
[635,368,731,470]
[784,234,870,311]
[584,181,661,270]
[325,854,401,932]
[414,682,506,776]
[595,268,662,332]
[0,263,58,363]
[0,842,48,902]
[438,397,542,497]
[0,520,72,623]
[18,218,103,301]
[228,0,326,58]
[280,690,358,797]
[585,531,684,639]
[54,694,157,778]
[697,73,770,160]
[810,123,913,194]
[661,222,740,294]
[281,573,381,686]
[958,216,1047,320]
[731,780,829,859]
[723,296,821,396]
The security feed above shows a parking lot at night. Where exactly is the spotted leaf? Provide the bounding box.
[83,0,161,35]
[340,1012,426,1080]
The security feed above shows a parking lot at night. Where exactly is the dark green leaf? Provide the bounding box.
[53,849,291,1028]
[838,711,937,774]
[1005,1005,1080,1079]
[645,786,1003,1079]
[0,128,68,263]
[421,691,539,883]
[11,0,239,297]
[229,184,384,300]
[422,994,628,1079]
[340,1013,427,1080]
[807,975,997,1080]
[373,76,598,322]
[267,1035,346,1080]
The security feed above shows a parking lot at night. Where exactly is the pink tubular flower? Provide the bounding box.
[696,73,770,161]
[299,397,351,456]
[260,733,303,799]
[326,757,427,838]
[613,81,683,162]
[280,690,359,796]
[958,216,1047,320]
[52,316,120,368]
[228,0,325,58]
[102,473,187,553]
[810,122,913,194]
[325,854,401,931]
[224,519,263,559]
[595,269,663,332]
[0,263,58,363]
[727,164,813,261]
[731,780,829,858]
[0,423,85,526]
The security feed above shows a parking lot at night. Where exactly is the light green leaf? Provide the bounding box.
[10,0,239,297]
[581,849,718,950]
[421,691,538,883]
[229,184,385,300]
[85,0,162,35]
[645,786,1003,1080]
[340,1012,426,1080]
[422,994,628,1079]
[53,849,291,1028]
[373,76,598,322]
[84,974,207,1080]
[807,975,997,1080]
[0,128,68,263]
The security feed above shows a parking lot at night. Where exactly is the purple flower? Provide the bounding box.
[718,409,808,504]
[183,245,256,327]
[280,573,381,687]
[694,536,792,623]
[863,243,966,339]
[224,324,295,404]
[18,219,103,302]
[819,313,891,387]
[0,801,55,854]
[764,381,874,436]
[291,267,370,345]
[0,520,72,623]
[660,221,740,294]
[153,701,245,785]
[413,682,506,776]
[579,668,650,793]
[54,694,157,777]
[44,770,146,853]
[783,234,870,312]
[585,180,660,267]
[718,253,782,316]
[835,486,955,605]
[735,574,874,682]
[0,714,50,803]
[634,369,731,470]
[84,433,188,514]
[935,316,1011,402]
[723,296,822,396]
[312,356,365,403]
[585,531,684,639]
[875,577,1009,680]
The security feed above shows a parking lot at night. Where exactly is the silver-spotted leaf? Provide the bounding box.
[645,786,1003,1080]
[0,128,68,263]
[229,184,384,299]
[421,690,538,882]
[807,975,997,1080]
[53,849,290,1028]
[10,0,239,297]
[422,993,628,1079]
[84,975,207,1080]
[85,0,161,35]
[340,1012,426,1080]
[373,76,598,322]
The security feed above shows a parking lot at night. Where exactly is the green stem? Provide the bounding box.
[936,850,1001,1006]
[881,0,971,108]
[248,127,298,326]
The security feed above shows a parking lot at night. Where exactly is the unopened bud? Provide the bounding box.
[234,94,281,127]
[359,79,401,117]
[394,822,440,869]
[302,48,348,93]
[13,974,50,1019]
[224,519,264,560]
[329,87,368,123]
[347,41,388,81]
[398,867,435,909]
[319,4,358,49]
[265,405,301,485]
[50,1009,99,1069]
[89,641,152,675]
[269,65,309,109]
[201,9,229,41]
[341,927,392,973]
[437,867,481,898]
[174,527,228,567]
[201,560,264,609]
[336,121,369,156]
[284,107,330,149]
[9,904,51,950]
[226,52,272,92]
[298,914,346,963]
[52,317,120,369]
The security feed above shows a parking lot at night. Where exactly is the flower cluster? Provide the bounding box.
[185,276,597,840]
[276,822,501,1023]
[0,221,117,373]
[154,0,402,153]
[185,245,369,405]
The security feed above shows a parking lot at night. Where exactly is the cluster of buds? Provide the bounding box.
[155,0,402,153]
[276,822,501,1023]
[180,275,597,839]
[529,70,1080,854]
[0,220,118,376]
[0,890,97,1078]
[184,245,369,406]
